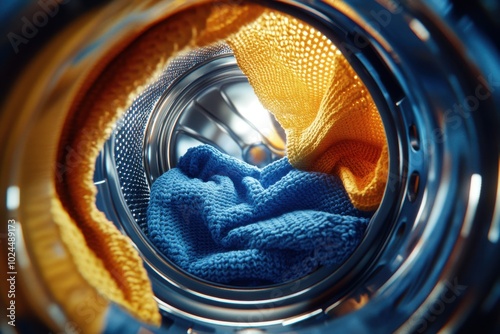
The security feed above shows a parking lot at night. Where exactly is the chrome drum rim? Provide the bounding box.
[1,0,499,333]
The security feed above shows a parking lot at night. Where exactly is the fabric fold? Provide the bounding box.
[148,145,370,285]
[226,11,389,210]
[55,2,266,324]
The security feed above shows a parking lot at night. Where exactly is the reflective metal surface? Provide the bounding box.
[95,38,396,329]
[144,49,286,184]
[103,43,285,234]
[2,0,500,333]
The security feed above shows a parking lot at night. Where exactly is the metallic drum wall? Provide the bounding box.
[1,1,499,333]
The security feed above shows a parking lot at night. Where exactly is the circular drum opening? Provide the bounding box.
[5,0,499,333]
[93,0,402,329]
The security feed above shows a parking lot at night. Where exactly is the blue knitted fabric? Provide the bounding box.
[147,145,371,285]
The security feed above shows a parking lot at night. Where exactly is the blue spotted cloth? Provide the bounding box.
[147,145,371,285]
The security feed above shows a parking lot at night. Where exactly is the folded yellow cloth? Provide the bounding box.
[55,2,265,326]
[227,12,388,211]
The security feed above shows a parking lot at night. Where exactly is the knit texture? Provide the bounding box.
[148,145,370,285]
[55,0,388,324]
[227,11,388,210]
[55,3,265,325]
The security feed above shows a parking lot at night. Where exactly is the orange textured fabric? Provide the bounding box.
[54,1,387,326]
[227,11,388,210]
[56,2,265,325]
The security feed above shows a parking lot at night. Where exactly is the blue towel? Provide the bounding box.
[147,145,371,285]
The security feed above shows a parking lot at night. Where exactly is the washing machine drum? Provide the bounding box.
[1,1,500,333]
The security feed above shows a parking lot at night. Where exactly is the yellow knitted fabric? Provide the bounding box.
[55,3,265,325]
[227,12,388,210]
[55,1,387,327]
